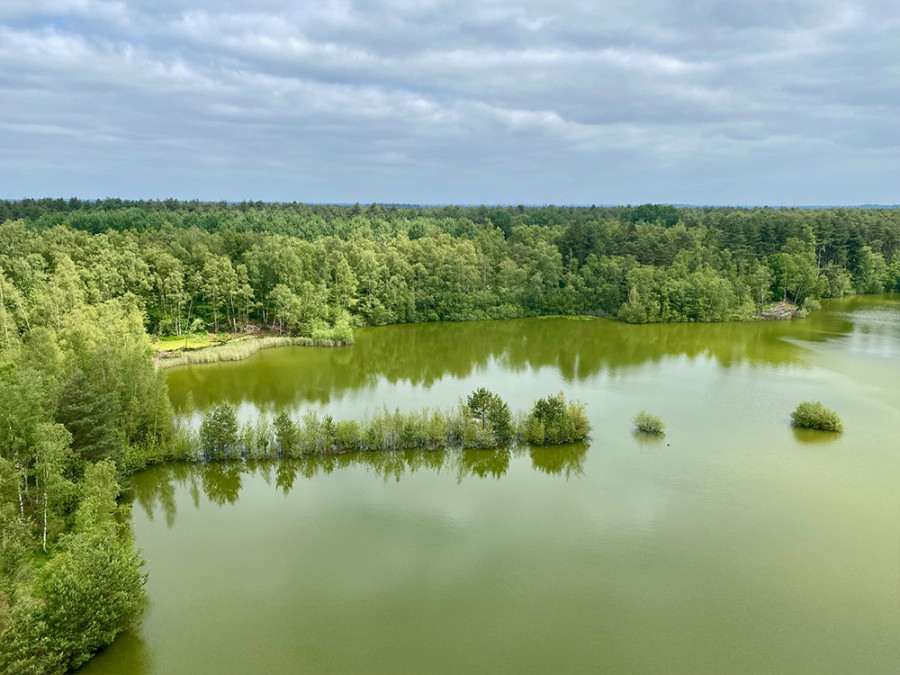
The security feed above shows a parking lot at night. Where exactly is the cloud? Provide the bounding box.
[0,0,897,204]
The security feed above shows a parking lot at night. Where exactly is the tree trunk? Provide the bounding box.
[42,488,48,553]
[13,294,30,333]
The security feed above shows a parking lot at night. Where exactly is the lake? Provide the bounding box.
[82,296,900,674]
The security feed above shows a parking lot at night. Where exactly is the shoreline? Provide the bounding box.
[152,298,844,370]
[154,335,353,369]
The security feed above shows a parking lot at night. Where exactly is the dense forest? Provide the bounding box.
[0,200,899,673]
[1,200,899,340]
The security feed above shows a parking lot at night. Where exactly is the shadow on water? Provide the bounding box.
[631,432,668,449]
[790,427,843,446]
[129,444,590,527]
[75,630,152,675]
[165,297,879,412]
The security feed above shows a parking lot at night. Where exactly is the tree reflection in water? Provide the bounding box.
[128,443,591,526]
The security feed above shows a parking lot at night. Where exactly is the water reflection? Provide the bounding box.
[165,296,890,412]
[129,445,590,526]
[632,432,668,449]
[790,427,843,446]
[76,630,152,675]
[530,444,588,478]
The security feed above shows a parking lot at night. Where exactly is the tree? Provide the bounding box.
[749,264,774,309]
[0,461,146,675]
[199,403,239,460]
[34,423,73,553]
[55,369,122,464]
[273,410,300,457]
[466,388,512,445]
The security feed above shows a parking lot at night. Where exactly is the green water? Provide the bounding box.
[84,296,899,674]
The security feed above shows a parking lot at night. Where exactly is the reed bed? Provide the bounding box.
[155,336,353,369]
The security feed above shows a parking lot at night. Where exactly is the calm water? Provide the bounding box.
[83,296,900,674]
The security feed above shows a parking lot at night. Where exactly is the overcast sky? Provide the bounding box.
[1,1,898,205]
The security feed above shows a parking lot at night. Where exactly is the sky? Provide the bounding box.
[1,0,898,205]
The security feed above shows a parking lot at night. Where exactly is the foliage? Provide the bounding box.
[0,198,897,672]
[525,392,591,445]
[0,462,145,675]
[633,411,666,436]
[465,387,512,445]
[790,401,843,432]
[3,203,898,341]
[182,393,587,461]
[199,403,240,460]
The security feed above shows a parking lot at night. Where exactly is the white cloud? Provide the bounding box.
[0,0,897,203]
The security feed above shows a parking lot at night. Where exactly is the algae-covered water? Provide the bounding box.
[82,296,900,674]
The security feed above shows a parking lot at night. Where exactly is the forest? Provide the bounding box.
[0,201,899,673]
[1,201,899,341]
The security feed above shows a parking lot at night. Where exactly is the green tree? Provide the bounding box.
[0,461,146,675]
[199,403,239,460]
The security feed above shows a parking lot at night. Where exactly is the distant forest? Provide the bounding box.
[1,199,897,337]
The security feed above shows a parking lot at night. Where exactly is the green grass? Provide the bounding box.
[633,411,665,436]
[155,336,352,369]
[790,401,843,432]
[151,333,244,353]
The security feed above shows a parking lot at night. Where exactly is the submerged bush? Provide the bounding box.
[633,411,665,436]
[199,403,240,460]
[525,392,590,445]
[791,401,843,432]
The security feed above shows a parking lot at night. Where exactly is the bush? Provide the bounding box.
[633,411,665,436]
[334,419,363,451]
[791,401,843,432]
[525,392,590,445]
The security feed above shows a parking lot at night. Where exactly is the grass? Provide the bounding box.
[151,333,244,353]
[633,411,665,436]
[155,335,352,369]
[790,401,843,432]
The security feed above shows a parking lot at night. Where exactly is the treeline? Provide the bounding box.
[1,203,898,339]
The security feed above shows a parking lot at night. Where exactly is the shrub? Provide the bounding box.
[525,392,590,445]
[802,297,821,313]
[791,401,843,432]
[334,419,362,452]
[633,411,665,436]
[424,411,449,449]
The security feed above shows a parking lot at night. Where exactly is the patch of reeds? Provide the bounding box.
[633,411,665,436]
[155,336,353,369]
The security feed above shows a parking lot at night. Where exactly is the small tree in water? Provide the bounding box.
[199,403,239,460]
[466,388,512,446]
[526,392,590,445]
